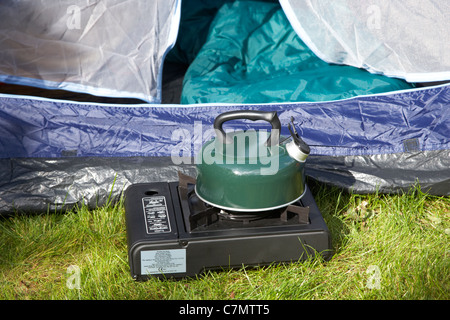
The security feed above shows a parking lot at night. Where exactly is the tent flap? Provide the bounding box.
[280,0,450,82]
[180,0,413,105]
[0,0,181,103]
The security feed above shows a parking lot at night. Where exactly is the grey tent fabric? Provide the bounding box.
[280,0,450,82]
[0,0,181,103]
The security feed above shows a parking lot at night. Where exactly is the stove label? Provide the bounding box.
[142,196,171,234]
[141,249,186,275]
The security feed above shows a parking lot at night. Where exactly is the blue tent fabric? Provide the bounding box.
[1,84,448,160]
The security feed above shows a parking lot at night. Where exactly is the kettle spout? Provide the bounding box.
[286,117,310,162]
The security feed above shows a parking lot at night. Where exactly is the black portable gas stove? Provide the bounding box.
[124,172,332,280]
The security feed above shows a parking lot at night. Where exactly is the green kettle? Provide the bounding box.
[195,110,310,212]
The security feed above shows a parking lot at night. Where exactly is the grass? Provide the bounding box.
[0,181,448,300]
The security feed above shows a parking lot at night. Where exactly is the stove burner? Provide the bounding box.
[218,209,274,222]
[177,171,309,231]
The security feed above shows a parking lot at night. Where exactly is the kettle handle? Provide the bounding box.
[214,110,281,146]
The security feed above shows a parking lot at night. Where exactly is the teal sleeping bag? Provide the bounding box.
[180,0,413,104]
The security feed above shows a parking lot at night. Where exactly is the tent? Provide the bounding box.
[0,0,449,215]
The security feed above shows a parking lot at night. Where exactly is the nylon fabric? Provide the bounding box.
[280,0,450,82]
[0,0,180,103]
[0,84,448,159]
